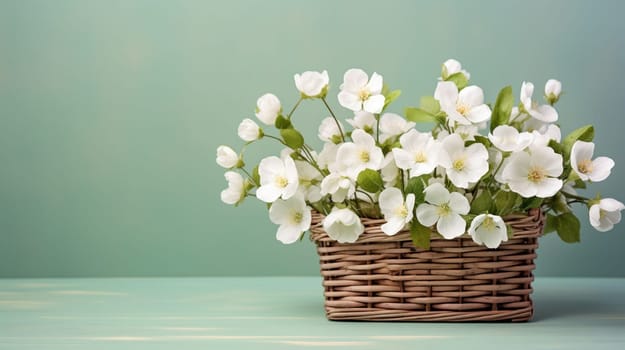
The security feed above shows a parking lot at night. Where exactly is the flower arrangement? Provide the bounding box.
[217,59,623,250]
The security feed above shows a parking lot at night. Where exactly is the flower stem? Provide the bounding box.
[264,134,287,146]
[240,167,258,186]
[561,191,590,201]
[321,97,346,142]
[375,114,381,144]
[287,97,303,119]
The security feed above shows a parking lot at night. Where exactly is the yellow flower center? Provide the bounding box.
[578,159,593,174]
[527,167,545,183]
[456,103,470,116]
[415,152,427,163]
[359,89,371,101]
[395,205,409,219]
[293,211,303,224]
[482,216,496,230]
[453,158,465,171]
[360,151,370,163]
[437,203,451,216]
[276,176,289,188]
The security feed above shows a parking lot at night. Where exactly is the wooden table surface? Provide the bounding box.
[1,277,624,349]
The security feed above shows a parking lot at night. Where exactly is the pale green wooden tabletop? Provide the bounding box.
[1,277,624,349]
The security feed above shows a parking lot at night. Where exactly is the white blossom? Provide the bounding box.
[434,81,491,126]
[335,129,384,178]
[294,70,329,98]
[295,160,322,202]
[439,134,489,189]
[347,111,377,134]
[520,81,558,123]
[544,79,562,104]
[317,142,339,171]
[216,145,239,169]
[570,141,614,182]
[269,193,311,244]
[220,171,246,205]
[379,113,416,143]
[256,156,299,203]
[469,214,508,249]
[416,183,470,239]
[320,173,356,203]
[318,117,344,143]
[337,68,385,113]
[501,146,563,198]
[589,198,625,232]
[441,58,470,80]
[381,152,400,187]
[531,124,561,147]
[238,118,262,142]
[379,188,415,236]
[488,125,534,152]
[392,129,441,177]
[255,93,282,125]
[323,207,365,243]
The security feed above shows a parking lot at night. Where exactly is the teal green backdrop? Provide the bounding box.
[1,0,624,277]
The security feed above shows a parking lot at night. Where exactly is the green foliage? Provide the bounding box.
[357,169,384,193]
[383,89,402,110]
[280,128,304,149]
[494,191,522,216]
[405,177,425,203]
[405,107,445,124]
[410,220,431,250]
[445,72,468,90]
[419,96,440,115]
[471,190,492,214]
[490,86,514,132]
[522,197,543,210]
[563,125,594,160]
[544,213,558,234]
[252,165,260,185]
[275,115,292,129]
[554,212,581,243]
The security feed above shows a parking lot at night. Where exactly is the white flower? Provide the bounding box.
[570,141,614,182]
[322,207,365,243]
[318,117,344,143]
[335,129,384,178]
[501,146,563,198]
[544,79,562,104]
[294,70,329,98]
[256,156,299,203]
[320,173,356,203]
[434,81,491,126]
[238,118,262,142]
[520,81,558,123]
[531,124,561,147]
[381,152,400,187]
[589,198,625,232]
[255,93,282,125]
[269,194,311,244]
[216,145,239,169]
[379,113,416,143]
[347,111,377,134]
[337,68,385,113]
[488,125,534,152]
[295,160,322,202]
[468,214,508,249]
[220,171,246,205]
[379,188,415,236]
[416,183,470,239]
[455,125,480,141]
[441,58,470,80]
[392,129,441,177]
[439,134,489,189]
[317,142,339,171]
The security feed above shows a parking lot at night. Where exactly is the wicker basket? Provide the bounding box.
[310,208,544,322]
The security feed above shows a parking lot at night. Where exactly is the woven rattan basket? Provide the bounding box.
[310,208,544,322]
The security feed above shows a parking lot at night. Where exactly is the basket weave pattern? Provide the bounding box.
[310,209,544,322]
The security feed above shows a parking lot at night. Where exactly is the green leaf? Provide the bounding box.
[405,107,438,123]
[252,165,260,185]
[548,139,564,155]
[275,115,292,129]
[357,169,384,193]
[471,190,492,214]
[419,96,440,115]
[472,135,492,148]
[544,213,558,234]
[445,72,468,90]
[555,212,581,243]
[410,220,431,250]
[280,128,304,149]
[573,179,587,189]
[563,125,594,160]
[494,190,521,216]
[490,86,514,132]
[383,89,402,110]
[522,197,543,210]
[405,177,425,203]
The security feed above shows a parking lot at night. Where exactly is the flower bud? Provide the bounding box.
[544,79,562,104]
[238,118,262,142]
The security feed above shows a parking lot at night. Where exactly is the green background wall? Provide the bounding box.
[1,0,624,277]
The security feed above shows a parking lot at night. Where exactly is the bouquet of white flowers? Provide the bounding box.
[218,59,622,250]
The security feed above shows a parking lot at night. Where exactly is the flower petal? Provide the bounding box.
[589,156,614,182]
[434,81,458,105]
[367,72,384,94]
[416,203,439,227]
[448,192,470,215]
[379,187,404,216]
[363,94,385,114]
[338,91,362,112]
[458,85,484,107]
[424,183,450,206]
[342,68,369,92]
[381,217,406,236]
[466,104,491,124]
[436,213,466,239]
[276,224,302,244]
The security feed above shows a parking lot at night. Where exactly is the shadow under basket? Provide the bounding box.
[310,208,544,322]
